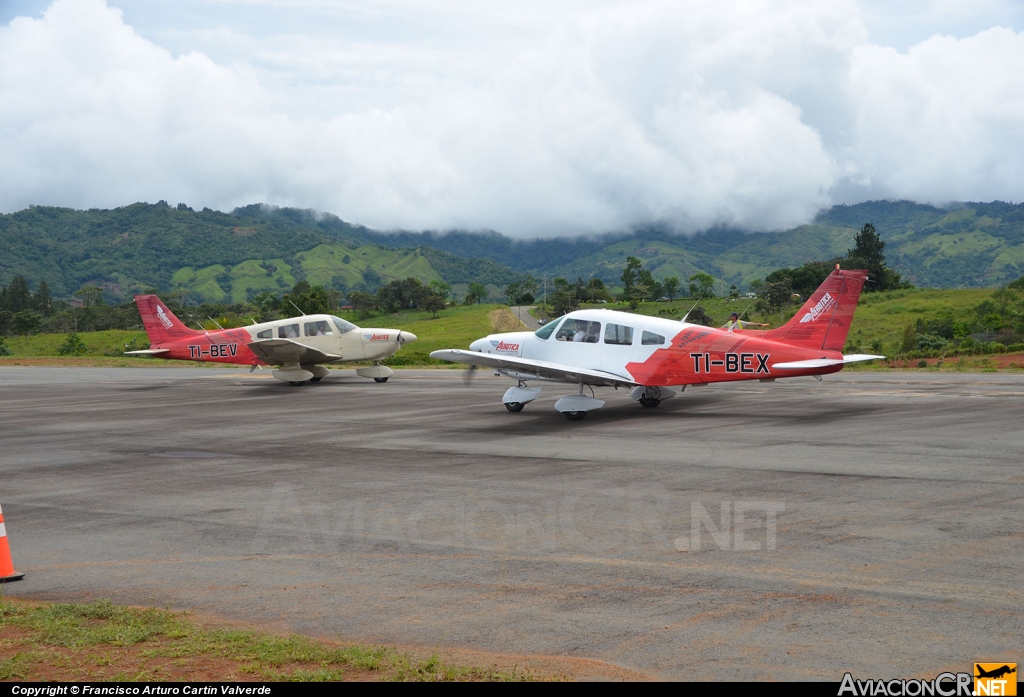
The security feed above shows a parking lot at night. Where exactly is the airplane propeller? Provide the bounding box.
[463,363,479,386]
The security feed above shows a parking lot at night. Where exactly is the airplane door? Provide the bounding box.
[601,322,637,376]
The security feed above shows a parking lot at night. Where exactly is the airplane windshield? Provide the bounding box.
[534,317,563,340]
[331,317,357,334]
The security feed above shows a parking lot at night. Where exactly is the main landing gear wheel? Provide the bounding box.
[639,396,661,408]
[504,402,524,412]
[374,377,389,383]
[289,381,305,386]
[309,377,322,383]
[563,411,587,421]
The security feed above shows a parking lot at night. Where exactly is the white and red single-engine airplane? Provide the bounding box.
[430,267,882,420]
[127,295,416,385]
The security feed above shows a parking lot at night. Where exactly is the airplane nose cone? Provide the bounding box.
[469,338,488,353]
[398,331,417,344]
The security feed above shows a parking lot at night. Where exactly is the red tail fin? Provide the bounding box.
[134,295,201,346]
[762,268,867,351]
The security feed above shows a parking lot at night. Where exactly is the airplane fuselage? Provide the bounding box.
[469,308,843,386]
[149,314,408,366]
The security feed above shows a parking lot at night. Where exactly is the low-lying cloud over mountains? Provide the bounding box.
[1,0,1023,236]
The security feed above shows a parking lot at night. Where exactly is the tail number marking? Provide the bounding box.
[188,344,239,359]
[690,352,770,374]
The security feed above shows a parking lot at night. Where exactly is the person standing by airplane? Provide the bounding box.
[722,312,769,332]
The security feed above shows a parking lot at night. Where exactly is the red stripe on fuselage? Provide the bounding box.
[157,327,263,365]
[625,326,842,386]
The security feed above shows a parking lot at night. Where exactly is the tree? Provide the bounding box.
[11,309,42,335]
[846,222,904,291]
[422,291,447,318]
[348,291,376,320]
[74,286,105,307]
[33,280,52,317]
[583,278,611,302]
[663,277,680,301]
[505,276,537,305]
[57,332,87,356]
[547,278,577,315]
[763,279,793,312]
[429,279,452,302]
[638,270,663,300]
[377,278,429,312]
[621,256,642,297]
[464,282,488,305]
[688,273,715,299]
[283,282,332,314]
[3,276,32,313]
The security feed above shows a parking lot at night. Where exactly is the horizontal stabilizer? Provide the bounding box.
[124,349,170,355]
[772,354,884,370]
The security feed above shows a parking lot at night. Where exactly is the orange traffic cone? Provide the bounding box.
[0,502,24,583]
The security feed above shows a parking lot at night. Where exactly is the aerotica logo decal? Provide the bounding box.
[494,341,520,352]
[365,334,391,342]
[799,292,835,323]
[156,305,174,329]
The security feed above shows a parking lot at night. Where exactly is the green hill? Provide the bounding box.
[0,202,518,303]
[4,200,1024,304]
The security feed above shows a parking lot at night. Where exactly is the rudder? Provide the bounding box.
[762,268,867,351]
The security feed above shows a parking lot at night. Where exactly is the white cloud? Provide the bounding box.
[847,27,1024,203]
[0,0,1022,236]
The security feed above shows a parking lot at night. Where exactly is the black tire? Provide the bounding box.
[563,410,587,421]
[374,377,389,383]
[309,376,322,383]
[289,381,305,386]
[639,396,661,408]
[504,402,524,412]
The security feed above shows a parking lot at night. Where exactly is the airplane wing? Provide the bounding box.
[430,349,638,387]
[124,349,170,355]
[247,339,342,366]
[771,354,885,370]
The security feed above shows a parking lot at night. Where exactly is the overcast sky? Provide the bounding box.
[2,0,1023,236]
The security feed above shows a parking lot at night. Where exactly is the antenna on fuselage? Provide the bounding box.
[207,316,225,330]
[288,300,307,316]
[681,295,704,323]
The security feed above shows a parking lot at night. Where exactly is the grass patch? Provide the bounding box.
[0,598,539,682]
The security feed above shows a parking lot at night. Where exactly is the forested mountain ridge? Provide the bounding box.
[368,200,1024,289]
[0,202,519,302]
[2,199,1024,303]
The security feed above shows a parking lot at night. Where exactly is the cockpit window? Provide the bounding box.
[604,324,634,345]
[558,319,600,343]
[641,330,665,346]
[534,317,563,340]
[304,320,332,337]
[331,317,357,335]
[278,323,300,339]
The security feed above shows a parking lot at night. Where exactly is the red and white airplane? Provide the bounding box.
[430,267,882,419]
[127,295,416,385]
